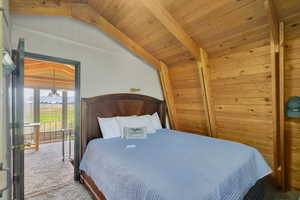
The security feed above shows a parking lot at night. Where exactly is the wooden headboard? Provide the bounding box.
[80,93,166,158]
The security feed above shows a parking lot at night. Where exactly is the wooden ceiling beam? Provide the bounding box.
[265,0,285,189]
[25,65,74,73]
[25,75,74,82]
[10,1,161,70]
[278,22,286,190]
[25,71,74,78]
[264,0,279,51]
[10,0,75,16]
[70,4,161,70]
[140,0,216,137]
[24,79,74,89]
[197,49,216,137]
[159,62,178,129]
[141,0,200,60]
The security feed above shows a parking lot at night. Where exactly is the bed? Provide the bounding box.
[80,93,272,200]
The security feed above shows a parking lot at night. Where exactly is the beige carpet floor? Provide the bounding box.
[24,142,299,200]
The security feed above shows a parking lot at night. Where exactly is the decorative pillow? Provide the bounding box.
[116,115,156,136]
[97,117,121,139]
[150,112,162,131]
[123,127,147,139]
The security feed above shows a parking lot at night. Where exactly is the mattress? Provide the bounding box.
[80,129,272,200]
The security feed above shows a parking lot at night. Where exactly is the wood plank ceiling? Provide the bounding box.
[11,0,300,66]
[24,58,75,89]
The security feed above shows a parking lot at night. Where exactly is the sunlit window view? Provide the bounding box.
[24,89,75,145]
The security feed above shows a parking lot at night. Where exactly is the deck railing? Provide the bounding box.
[24,121,74,160]
[24,121,74,144]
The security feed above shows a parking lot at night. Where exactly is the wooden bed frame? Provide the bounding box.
[79,93,265,200]
[80,93,167,200]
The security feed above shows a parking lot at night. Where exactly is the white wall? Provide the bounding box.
[11,15,163,99]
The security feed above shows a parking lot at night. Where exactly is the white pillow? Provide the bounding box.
[117,115,156,137]
[97,117,121,139]
[150,112,162,131]
[97,115,137,139]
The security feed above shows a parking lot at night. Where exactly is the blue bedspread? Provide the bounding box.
[80,129,272,200]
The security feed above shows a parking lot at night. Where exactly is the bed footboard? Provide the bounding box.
[80,171,107,200]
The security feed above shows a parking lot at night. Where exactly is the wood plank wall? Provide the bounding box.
[284,14,300,189]
[166,14,300,190]
[168,61,208,135]
[209,45,275,169]
[167,45,275,169]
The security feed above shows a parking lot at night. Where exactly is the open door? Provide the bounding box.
[0,51,14,199]
[12,38,25,200]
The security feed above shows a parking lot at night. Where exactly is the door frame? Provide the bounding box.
[24,52,81,181]
[12,39,25,200]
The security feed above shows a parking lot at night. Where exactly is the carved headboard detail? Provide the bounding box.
[80,93,166,158]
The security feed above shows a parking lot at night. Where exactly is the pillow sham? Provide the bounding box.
[150,112,162,130]
[97,117,121,139]
[123,127,147,139]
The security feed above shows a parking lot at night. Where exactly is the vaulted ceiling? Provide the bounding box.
[11,0,300,68]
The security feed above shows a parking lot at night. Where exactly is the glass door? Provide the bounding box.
[12,38,25,200]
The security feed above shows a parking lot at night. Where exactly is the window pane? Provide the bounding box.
[24,88,34,123]
[67,90,75,129]
[24,88,34,145]
[40,89,62,143]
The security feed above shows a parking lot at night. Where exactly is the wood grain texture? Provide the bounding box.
[210,45,276,173]
[265,0,279,51]
[266,0,280,186]
[10,0,74,16]
[71,4,161,70]
[168,61,208,135]
[141,0,200,60]
[196,49,217,137]
[11,0,300,66]
[161,0,269,59]
[87,0,194,66]
[197,61,212,137]
[159,62,177,128]
[284,14,300,190]
[11,1,162,70]
[278,21,286,189]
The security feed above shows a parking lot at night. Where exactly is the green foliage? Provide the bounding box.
[39,109,74,123]
[24,103,75,123]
